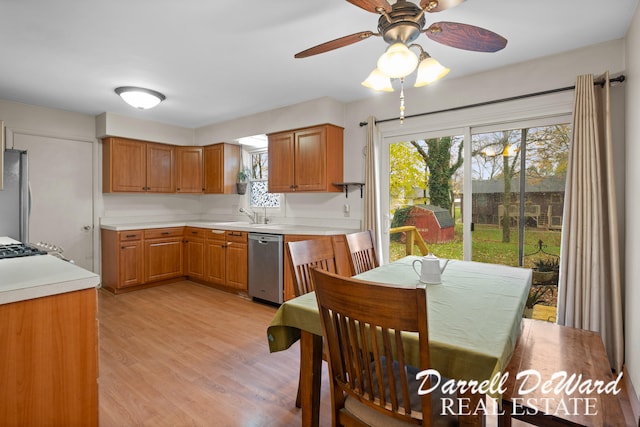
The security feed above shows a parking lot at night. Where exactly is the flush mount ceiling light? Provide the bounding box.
[115,86,166,109]
[294,0,507,124]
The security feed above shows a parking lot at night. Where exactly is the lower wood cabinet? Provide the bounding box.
[204,230,227,285]
[0,288,98,427]
[144,227,184,283]
[225,231,248,290]
[101,229,144,291]
[203,229,248,291]
[184,227,206,281]
[102,227,183,293]
[102,226,345,300]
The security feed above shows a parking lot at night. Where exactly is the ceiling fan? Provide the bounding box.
[294,0,507,59]
[295,0,507,123]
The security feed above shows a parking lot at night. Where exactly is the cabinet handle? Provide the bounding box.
[161,231,170,235]
[191,231,197,234]
[126,234,137,238]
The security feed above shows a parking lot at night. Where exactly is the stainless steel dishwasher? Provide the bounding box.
[248,233,284,304]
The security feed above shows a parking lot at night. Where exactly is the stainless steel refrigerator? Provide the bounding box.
[0,149,29,242]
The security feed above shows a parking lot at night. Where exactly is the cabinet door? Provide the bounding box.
[268,131,296,193]
[145,237,183,282]
[146,143,175,193]
[295,126,327,191]
[103,138,146,192]
[226,242,247,290]
[184,237,205,280]
[176,146,203,193]
[119,240,143,288]
[203,144,224,193]
[204,144,240,194]
[205,237,226,285]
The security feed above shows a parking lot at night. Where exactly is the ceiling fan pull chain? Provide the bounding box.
[399,77,406,125]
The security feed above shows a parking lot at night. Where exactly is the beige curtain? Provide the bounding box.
[557,72,624,372]
[363,116,382,259]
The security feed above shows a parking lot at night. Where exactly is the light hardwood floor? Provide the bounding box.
[98,281,332,427]
[100,281,632,427]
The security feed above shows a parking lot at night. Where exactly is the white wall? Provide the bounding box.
[624,2,640,404]
[96,112,194,146]
[0,99,95,139]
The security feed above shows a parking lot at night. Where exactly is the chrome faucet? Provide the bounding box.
[239,207,257,223]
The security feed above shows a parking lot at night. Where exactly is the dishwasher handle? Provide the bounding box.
[248,233,282,244]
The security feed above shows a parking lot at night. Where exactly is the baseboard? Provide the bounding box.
[623,365,640,427]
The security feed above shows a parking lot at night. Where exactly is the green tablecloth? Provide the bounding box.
[267,256,531,393]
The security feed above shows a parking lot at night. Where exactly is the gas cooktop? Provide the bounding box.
[0,243,48,260]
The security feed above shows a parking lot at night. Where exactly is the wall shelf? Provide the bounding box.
[333,182,365,198]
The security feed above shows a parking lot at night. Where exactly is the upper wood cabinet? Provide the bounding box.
[102,137,146,192]
[176,146,204,193]
[146,142,176,192]
[204,143,240,194]
[102,137,175,193]
[268,124,343,193]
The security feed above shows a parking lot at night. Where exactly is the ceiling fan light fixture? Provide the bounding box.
[115,86,166,109]
[361,68,394,92]
[377,43,419,79]
[414,55,450,87]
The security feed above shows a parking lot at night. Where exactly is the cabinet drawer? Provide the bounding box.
[206,229,227,241]
[184,227,206,238]
[144,227,184,239]
[226,230,247,243]
[119,230,143,242]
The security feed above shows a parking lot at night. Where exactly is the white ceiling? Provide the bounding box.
[1,0,637,129]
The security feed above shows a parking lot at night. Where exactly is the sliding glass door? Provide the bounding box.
[470,120,570,268]
[382,116,570,269]
[385,132,464,262]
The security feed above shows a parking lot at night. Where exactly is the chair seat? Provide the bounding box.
[343,389,458,427]
[343,364,458,427]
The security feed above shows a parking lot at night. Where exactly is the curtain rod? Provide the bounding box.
[358,74,626,127]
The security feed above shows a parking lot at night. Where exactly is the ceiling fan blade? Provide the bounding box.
[346,0,392,13]
[425,21,507,52]
[420,0,466,12]
[294,31,377,58]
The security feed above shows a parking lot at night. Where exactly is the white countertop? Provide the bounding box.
[0,246,100,305]
[101,220,357,236]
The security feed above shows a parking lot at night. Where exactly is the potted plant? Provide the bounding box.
[236,168,250,195]
[531,257,559,285]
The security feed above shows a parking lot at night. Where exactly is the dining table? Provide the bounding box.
[266,256,532,427]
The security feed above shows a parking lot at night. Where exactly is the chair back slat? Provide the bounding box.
[287,239,337,297]
[312,268,434,425]
[345,230,379,275]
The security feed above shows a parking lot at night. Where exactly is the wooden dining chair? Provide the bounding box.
[311,268,458,427]
[286,238,338,408]
[286,238,338,297]
[345,230,379,275]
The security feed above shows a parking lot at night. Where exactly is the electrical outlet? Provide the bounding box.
[343,203,350,217]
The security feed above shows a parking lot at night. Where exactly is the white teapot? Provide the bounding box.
[412,253,449,284]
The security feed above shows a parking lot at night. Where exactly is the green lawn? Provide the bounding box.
[390,223,562,268]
